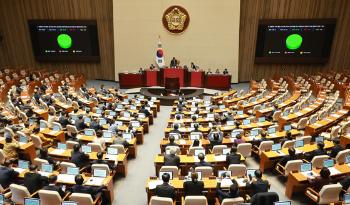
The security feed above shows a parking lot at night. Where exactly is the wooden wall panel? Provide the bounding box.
[239,0,350,82]
[0,0,114,80]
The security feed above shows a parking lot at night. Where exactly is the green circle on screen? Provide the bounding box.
[57,34,72,49]
[286,34,302,50]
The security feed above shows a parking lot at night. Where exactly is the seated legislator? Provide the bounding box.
[307,167,331,192]
[91,152,115,169]
[58,112,71,128]
[190,139,201,149]
[165,135,179,148]
[252,131,268,146]
[70,175,105,199]
[164,148,180,167]
[113,132,130,148]
[306,141,327,161]
[277,147,297,167]
[209,133,223,149]
[329,138,344,158]
[155,172,175,199]
[139,104,151,117]
[3,135,20,160]
[226,146,242,165]
[246,170,270,196]
[183,172,204,196]
[90,117,102,132]
[24,164,49,194]
[71,144,90,168]
[233,133,245,146]
[191,123,201,133]
[75,115,87,131]
[194,153,212,167]
[39,148,59,168]
[208,126,223,142]
[170,124,181,135]
[279,131,293,146]
[216,180,240,203]
[42,175,66,198]
[0,160,19,189]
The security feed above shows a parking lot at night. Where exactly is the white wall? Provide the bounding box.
[113,0,240,82]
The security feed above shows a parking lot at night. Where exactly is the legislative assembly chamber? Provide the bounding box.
[0,0,350,205]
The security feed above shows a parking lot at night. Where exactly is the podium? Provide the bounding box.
[205,74,231,90]
[119,73,144,88]
[145,70,158,87]
[163,68,186,87]
[189,71,205,87]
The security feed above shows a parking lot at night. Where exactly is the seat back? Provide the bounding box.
[258,141,274,155]
[189,147,205,156]
[297,117,308,129]
[165,146,181,154]
[311,155,329,169]
[330,126,340,139]
[87,142,103,152]
[110,144,126,154]
[149,196,173,205]
[66,140,79,149]
[221,197,244,205]
[159,166,179,177]
[308,114,318,124]
[272,111,282,122]
[70,193,93,205]
[237,143,252,158]
[60,162,76,173]
[38,190,62,205]
[284,160,303,176]
[9,184,31,204]
[66,125,78,136]
[34,158,49,167]
[318,183,342,204]
[30,134,43,149]
[228,164,246,177]
[300,136,312,144]
[52,122,62,131]
[282,140,295,149]
[91,164,110,176]
[184,196,208,205]
[195,166,213,178]
[212,145,227,155]
[335,149,350,164]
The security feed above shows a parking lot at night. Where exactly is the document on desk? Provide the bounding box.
[85,177,105,186]
[220,178,233,188]
[214,155,226,162]
[19,142,26,146]
[13,167,26,174]
[48,130,58,135]
[50,149,66,155]
[38,171,51,177]
[330,114,340,118]
[148,180,163,189]
[328,167,341,176]
[295,112,302,116]
[57,174,76,183]
[301,171,319,178]
[235,178,247,187]
[304,108,313,112]
[105,154,118,161]
[179,139,187,145]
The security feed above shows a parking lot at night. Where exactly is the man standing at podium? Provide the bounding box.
[170,57,178,68]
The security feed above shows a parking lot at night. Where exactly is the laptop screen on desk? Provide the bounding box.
[40,121,47,129]
[84,117,91,123]
[346,155,350,164]
[169,133,180,140]
[96,109,102,114]
[250,129,259,137]
[226,121,235,126]
[315,136,324,143]
[99,118,107,126]
[123,112,131,118]
[194,149,205,156]
[323,159,334,168]
[19,160,29,169]
[52,125,61,131]
[61,202,78,205]
[131,121,141,127]
[190,134,201,140]
[109,111,116,116]
[237,110,244,115]
[294,140,304,148]
[246,169,256,178]
[24,198,40,205]
[274,201,291,205]
[272,143,282,151]
[218,170,231,178]
[222,148,231,155]
[344,193,350,204]
[0,194,4,204]
[20,135,28,143]
[259,117,266,122]
[57,143,67,150]
[81,145,92,153]
[268,127,276,134]
[243,119,250,125]
[93,169,107,178]
[300,163,312,172]
[67,167,79,175]
[103,131,112,138]
[159,171,173,180]
[84,129,94,136]
[107,148,118,155]
[123,133,132,141]
[284,125,292,131]
[41,164,53,173]
[207,113,214,119]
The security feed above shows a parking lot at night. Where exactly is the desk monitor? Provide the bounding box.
[283,110,289,117]
[159,171,173,180]
[24,198,40,205]
[109,111,116,116]
[261,104,266,109]
[169,133,180,140]
[226,121,235,126]
[250,129,259,137]
[84,117,91,123]
[19,135,28,143]
[222,148,231,155]
[103,131,112,138]
[274,201,291,205]
[207,113,214,119]
[115,121,123,126]
[52,125,61,131]
[294,140,304,148]
[84,129,94,136]
[81,145,92,153]
[29,118,35,126]
[219,105,225,109]
[346,155,350,164]
[99,118,107,126]
[131,121,141,127]
[123,133,132,141]
[42,164,53,173]
[259,117,266,122]
[40,121,47,129]
[237,110,244,115]
[57,143,67,150]
[107,147,118,155]
[67,167,79,175]
[218,170,231,178]
[123,112,131,118]
[117,104,123,109]
[246,169,256,178]
[187,172,202,180]
[93,169,107,178]
[284,124,292,131]
[231,131,241,138]
[315,136,324,143]
[243,101,248,105]
[344,193,350,204]
[61,202,78,205]
[0,194,4,205]
[138,113,146,119]
[272,143,282,151]
[300,163,312,172]
[268,127,276,134]
[243,119,250,125]
[123,99,129,103]
[96,109,102,114]
[19,160,29,169]
[190,134,201,140]
[194,149,205,156]
[323,159,334,168]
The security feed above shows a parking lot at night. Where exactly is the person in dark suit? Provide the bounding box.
[340,175,350,191]
[183,172,204,196]
[155,172,175,199]
[226,146,242,165]
[252,131,268,146]
[306,141,327,161]
[246,170,270,196]
[216,181,240,203]
[24,165,48,194]
[90,117,102,132]
[194,153,212,167]
[139,104,151,117]
[58,112,71,128]
[70,175,105,199]
[307,167,331,192]
[0,160,19,189]
[42,175,66,198]
[277,147,297,167]
[170,57,177,68]
[170,124,181,135]
[209,133,223,149]
[39,148,59,169]
[75,115,86,131]
[71,144,90,168]
[279,131,293,146]
[91,152,115,169]
[165,135,179,148]
[164,148,180,167]
[329,138,344,158]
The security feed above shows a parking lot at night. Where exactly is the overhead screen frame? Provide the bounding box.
[28,19,100,62]
[255,18,337,64]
